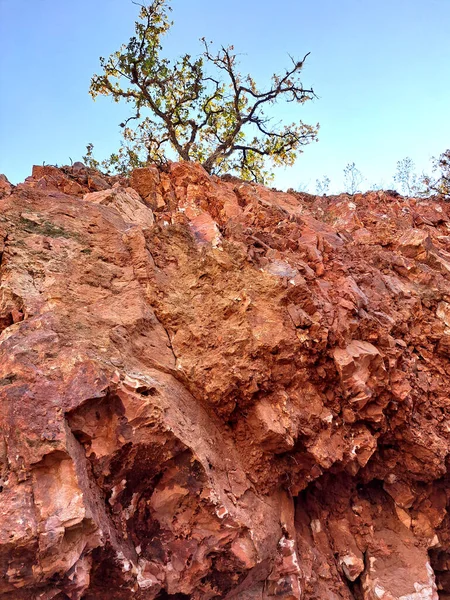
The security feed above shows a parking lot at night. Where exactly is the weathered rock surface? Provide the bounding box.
[1,161,450,599]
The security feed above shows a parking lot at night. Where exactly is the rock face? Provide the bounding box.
[1,162,450,599]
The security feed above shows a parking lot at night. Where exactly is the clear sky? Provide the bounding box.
[1,0,449,192]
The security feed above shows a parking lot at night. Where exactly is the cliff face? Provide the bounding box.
[1,162,450,599]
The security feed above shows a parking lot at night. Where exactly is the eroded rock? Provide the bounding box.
[1,162,450,598]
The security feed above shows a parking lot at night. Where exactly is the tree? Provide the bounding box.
[343,162,364,195]
[393,157,423,196]
[315,175,330,195]
[88,0,318,183]
[423,149,450,200]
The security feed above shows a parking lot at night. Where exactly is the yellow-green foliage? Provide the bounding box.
[88,0,318,183]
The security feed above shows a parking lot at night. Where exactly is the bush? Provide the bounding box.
[423,149,450,200]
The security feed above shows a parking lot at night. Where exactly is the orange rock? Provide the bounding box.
[130,165,165,210]
[0,174,12,197]
[1,161,450,598]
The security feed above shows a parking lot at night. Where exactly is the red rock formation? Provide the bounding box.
[1,161,450,599]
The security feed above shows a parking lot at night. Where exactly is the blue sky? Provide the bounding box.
[1,0,449,192]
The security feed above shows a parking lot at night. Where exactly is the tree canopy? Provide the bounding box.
[88,0,319,182]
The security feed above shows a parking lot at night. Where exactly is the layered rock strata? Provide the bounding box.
[1,162,450,599]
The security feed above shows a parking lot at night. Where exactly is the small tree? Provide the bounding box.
[315,175,330,195]
[343,162,364,195]
[369,180,386,191]
[423,149,450,200]
[393,157,424,196]
[88,0,319,183]
[296,181,311,193]
[83,143,100,170]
